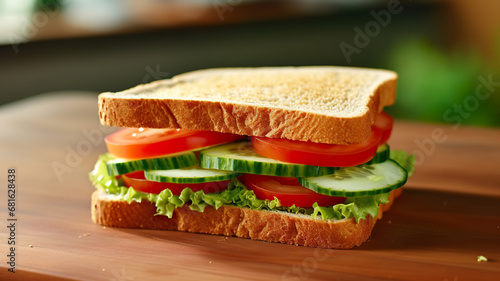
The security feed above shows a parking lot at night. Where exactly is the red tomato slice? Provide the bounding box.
[376,112,394,145]
[106,128,245,159]
[242,174,346,208]
[122,171,229,195]
[251,112,393,167]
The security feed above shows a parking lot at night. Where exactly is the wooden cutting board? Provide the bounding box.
[1,92,499,281]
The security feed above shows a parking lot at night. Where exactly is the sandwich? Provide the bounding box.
[89,66,415,249]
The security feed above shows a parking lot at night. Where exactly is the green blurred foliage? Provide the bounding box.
[36,0,61,11]
[386,39,500,127]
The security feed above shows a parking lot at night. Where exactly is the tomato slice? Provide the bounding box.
[242,174,346,208]
[121,171,229,195]
[106,128,246,159]
[376,112,393,145]
[251,112,393,167]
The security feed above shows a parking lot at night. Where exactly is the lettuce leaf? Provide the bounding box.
[390,150,416,176]
[89,151,414,222]
[312,193,390,222]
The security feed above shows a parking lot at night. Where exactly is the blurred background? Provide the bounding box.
[0,0,499,127]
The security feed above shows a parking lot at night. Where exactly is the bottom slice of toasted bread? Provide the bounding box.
[91,188,402,249]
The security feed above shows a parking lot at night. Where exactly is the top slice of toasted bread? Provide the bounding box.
[98,66,397,144]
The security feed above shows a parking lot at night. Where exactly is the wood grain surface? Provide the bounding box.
[0,92,499,281]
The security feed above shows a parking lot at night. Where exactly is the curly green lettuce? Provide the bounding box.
[390,150,416,176]
[90,151,415,222]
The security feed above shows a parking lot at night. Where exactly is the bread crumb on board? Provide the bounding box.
[477,255,488,262]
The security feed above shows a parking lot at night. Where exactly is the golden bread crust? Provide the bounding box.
[91,188,401,249]
[98,67,397,144]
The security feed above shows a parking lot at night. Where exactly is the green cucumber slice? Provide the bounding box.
[106,152,197,175]
[199,141,336,177]
[298,160,407,197]
[365,144,390,165]
[145,167,240,183]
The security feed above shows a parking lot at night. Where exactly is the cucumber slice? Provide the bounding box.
[365,144,390,165]
[106,152,197,175]
[145,167,240,183]
[298,160,407,197]
[200,141,336,177]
